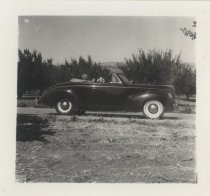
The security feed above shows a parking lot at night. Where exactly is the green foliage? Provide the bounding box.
[118,49,196,99]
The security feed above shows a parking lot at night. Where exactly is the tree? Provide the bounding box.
[56,56,111,82]
[179,20,196,99]
[180,21,196,40]
[18,49,54,97]
[118,49,196,99]
[18,49,112,98]
[174,64,196,99]
[118,49,181,84]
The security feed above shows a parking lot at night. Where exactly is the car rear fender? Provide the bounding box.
[125,91,169,112]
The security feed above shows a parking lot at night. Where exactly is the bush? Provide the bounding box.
[118,49,196,99]
[17,102,28,107]
[18,48,196,100]
[18,49,111,97]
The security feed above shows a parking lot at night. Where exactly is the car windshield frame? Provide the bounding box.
[109,73,122,84]
[117,73,130,84]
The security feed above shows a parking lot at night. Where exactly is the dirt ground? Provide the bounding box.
[16,108,196,183]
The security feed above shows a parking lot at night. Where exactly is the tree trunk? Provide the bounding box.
[186,93,190,100]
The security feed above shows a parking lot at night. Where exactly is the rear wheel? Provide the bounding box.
[143,100,165,119]
[56,99,74,115]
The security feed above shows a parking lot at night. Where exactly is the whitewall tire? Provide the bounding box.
[56,99,74,115]
[143,100,165,119]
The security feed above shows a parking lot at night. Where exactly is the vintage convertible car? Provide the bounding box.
[40,71,175,119]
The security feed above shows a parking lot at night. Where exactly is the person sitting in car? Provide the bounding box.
[70,73,90,83]
[97,76,105,83]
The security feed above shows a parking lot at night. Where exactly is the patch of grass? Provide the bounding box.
[71,115,78,122]
[179,105,195,114]
[72,175,90,183]
[174,104,195,114]
[174,98,196,114]
[46,115,57,122]
[88,117,105,123]
[16,114,54,142]
[17,99,47,108]
[17,102,28,107]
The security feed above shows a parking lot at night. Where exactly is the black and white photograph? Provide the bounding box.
[2,1,210,195]
[16,15,196,183]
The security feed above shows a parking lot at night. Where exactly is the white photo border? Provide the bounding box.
[1,1,210,196]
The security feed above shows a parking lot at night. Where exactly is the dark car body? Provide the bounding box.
[40,72,175,117]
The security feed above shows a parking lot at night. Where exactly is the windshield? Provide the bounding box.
[117,73,130,83]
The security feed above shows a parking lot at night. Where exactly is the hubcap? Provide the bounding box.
[60,101,70,110]
[148,104,158,114]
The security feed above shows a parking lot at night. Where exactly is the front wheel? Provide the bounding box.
[143,100,165,119]
[56,99,74,115]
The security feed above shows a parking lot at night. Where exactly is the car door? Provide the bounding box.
[69,82,122,111]
[88,73,128,111]
[87,83,126,111]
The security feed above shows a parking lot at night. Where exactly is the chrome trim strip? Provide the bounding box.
[49,84,159,91]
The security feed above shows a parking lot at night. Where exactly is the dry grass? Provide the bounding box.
[16,111,196,183]
[174,97,196,114]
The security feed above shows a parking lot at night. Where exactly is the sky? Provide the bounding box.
[19,16,195,64]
